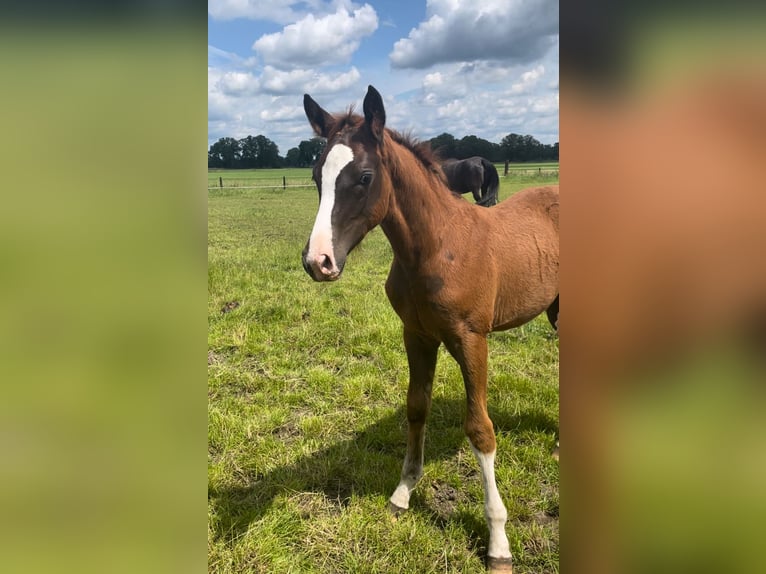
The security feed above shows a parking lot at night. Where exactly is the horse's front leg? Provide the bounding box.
[445,331,513,573]
[389,329,439,514]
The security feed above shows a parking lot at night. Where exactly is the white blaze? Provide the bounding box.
[307,143,354,261]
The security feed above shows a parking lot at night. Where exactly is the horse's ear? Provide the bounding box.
[363,85,386,142]
[304,94,334,138]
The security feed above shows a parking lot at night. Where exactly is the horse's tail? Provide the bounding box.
[477,158,499,207]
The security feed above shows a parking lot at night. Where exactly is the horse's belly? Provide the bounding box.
[492,300,552,331]
[491,240,559,330]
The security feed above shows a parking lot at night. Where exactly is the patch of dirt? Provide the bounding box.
[271,421,301,441]
[319,478,354,509]
[428,480,469,520]
[290,491,339,518]
[531,510,558,525]
[220,300,240,313]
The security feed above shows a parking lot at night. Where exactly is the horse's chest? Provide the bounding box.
[385,269,484,336]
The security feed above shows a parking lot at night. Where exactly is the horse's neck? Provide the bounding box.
[380,146,459,269]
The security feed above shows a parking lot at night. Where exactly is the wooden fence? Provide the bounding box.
[208,175,314,191]
[207,168,558,192]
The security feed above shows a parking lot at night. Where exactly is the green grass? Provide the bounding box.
[208,170,559,573]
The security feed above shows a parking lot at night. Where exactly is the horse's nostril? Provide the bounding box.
[320,254,334,271]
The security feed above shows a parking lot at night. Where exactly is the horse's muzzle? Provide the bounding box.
[302,251,341,282]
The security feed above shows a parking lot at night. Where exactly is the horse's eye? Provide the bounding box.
[360,172,372,185]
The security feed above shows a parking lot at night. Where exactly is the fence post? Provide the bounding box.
[219,176,223,188]
[283,176,286,190]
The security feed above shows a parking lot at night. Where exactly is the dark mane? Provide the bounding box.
[387,129,442,175]
[325,109,443,178]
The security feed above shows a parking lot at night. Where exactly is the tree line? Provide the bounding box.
[208,132,558,169]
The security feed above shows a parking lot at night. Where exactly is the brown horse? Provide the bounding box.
[301,85,559,573]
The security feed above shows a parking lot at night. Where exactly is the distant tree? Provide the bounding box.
[208,131,556,170]
[500,133,556,162]
[298,138,326,167]
[455,135,501,161]
[500,133,523,162]
[428,132,457,158]
[523,135,544,161]
[208,137,241,168]
[239,135,260,168]
[285,147,301,167]
[252,135,280,168]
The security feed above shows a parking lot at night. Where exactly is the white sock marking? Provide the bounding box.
[307,143,354,262]
[390,482,413,509]
[469,441,512,560]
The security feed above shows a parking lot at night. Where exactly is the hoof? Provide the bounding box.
[387,501,407,521]
[487,556,513,573]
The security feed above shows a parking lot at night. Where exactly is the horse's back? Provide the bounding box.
[497,184,558,217]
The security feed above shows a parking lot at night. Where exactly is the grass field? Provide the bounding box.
[208,169,559,573]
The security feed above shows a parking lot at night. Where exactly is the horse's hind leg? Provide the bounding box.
[546,294,559,331]
[389,329,439,515]
[444,331,513,573]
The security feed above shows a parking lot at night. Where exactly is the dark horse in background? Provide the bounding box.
[301,85,558,573]
[441,156,500,207]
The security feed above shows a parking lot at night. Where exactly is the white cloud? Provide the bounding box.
[259,105,305,122]
[217,70,262,95]
[367,57,560,146]
[437,100,467,118]
[211,64,361,98]
[253,5,378,68]
[422,72,444,89]
[417,62,547,102]
[260,66,361,94]
[510,65,545,93]
[531,93,559,114]
[390,0,558,69]
[208,62,365,152]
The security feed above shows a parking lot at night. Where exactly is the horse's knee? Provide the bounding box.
[464,414,496,453]
[406,385,432,424]
[406,400,429,426]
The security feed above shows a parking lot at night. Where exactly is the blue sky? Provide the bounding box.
[209,0,558,155]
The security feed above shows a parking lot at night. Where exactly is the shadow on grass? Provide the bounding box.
[208,397,558,545]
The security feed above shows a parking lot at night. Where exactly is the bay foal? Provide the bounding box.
[301,86,559,573]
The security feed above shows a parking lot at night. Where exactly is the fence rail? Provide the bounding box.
[208,169,558,191]
[207,174,314,191]
[208,184,315,191]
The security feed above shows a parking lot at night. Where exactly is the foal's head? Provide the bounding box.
[301,85,390,281]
